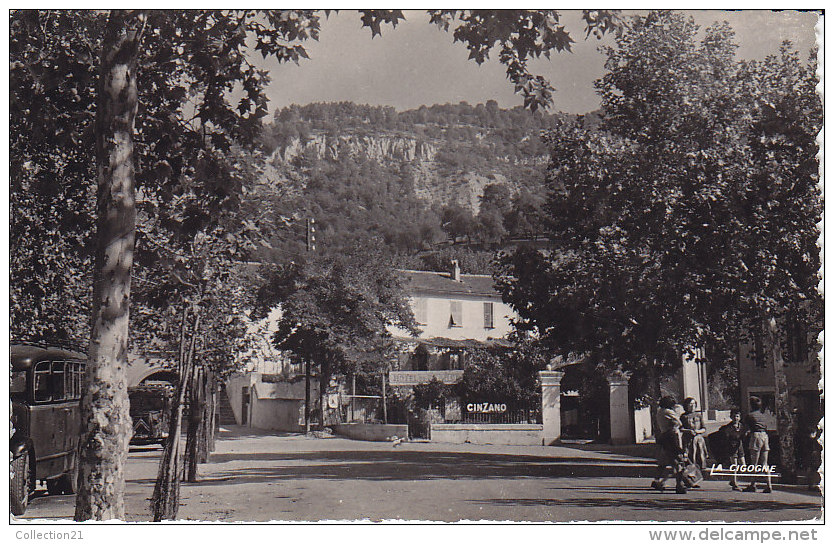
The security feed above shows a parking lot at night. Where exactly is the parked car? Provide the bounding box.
[10,344,86,515]
[128,384,173,446]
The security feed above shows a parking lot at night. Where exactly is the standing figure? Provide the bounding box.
[651,396,687,494]
[681,397,709,473]
[744,396,773,493]
[720,408,748,490]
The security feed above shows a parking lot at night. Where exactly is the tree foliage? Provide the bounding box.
[257,247,419,382]
[412,377,453,410]
[10,7,622,346]
[497,11,822,388]
[10,8,625,517]
[9,11,101,344]
[504,187,547,239]
[454,339,549,408]
[11,7,338,521]
[428,10,622,111]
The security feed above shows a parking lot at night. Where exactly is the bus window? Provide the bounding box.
[34,362,52,402]
[65,361,85,400]
[51,361,66,401]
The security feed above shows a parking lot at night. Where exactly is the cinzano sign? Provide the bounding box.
[466,402,507,414]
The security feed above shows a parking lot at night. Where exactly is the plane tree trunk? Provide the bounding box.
[151,306,200,521]
[186,365,206,481]
[198,369,213,462]
[75,10,144,522]
[206,371,218,454]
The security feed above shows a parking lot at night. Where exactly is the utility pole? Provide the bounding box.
[351,374,356,423]
[304,359,311,435]
[381,369,388,424]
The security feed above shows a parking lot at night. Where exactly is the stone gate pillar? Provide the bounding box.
[540,369,565,445]
[608,370,632,445]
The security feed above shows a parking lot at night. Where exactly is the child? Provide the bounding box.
[720,408,747,490]
[745,396,773,493]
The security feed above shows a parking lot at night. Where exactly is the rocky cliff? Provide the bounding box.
[272,131,439,164]
[265,117,551,212]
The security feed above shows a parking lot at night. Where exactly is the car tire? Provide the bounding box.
[10,452,31,515]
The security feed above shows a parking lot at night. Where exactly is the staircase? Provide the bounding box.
[217,388,238,426]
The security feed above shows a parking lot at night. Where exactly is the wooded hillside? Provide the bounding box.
[254,101,572,268]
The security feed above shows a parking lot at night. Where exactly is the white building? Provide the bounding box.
[388,261,516,387]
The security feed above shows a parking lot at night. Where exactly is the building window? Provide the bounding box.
[483,302,494,329]
[449,300,462,327]
[414,297,428,325]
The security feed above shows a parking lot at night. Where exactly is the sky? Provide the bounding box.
[256,9,821,115]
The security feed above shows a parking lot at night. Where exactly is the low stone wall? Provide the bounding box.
[331,423,408,442]
[431,423,543,446]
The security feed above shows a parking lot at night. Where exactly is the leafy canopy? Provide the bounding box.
[428,10,622,110]
[10,9,620,344]
[497,11,822,381]
[257,247,419,378]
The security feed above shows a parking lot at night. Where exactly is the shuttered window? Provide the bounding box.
[484,302,494,329]
[449,300,462,327]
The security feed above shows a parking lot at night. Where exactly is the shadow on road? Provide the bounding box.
[466,496,821,513]
[217,426,300,440]
[560,442,659,460]
[129,444,164,454]
[196,449,659,484]
[551,484,822,499]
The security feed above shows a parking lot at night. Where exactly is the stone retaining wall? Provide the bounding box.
[431,423,543,446]
[331,423,408,442]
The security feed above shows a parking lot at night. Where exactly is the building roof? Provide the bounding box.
[396,269,502,300]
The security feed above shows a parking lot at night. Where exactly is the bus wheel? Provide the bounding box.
[10,452,31,515]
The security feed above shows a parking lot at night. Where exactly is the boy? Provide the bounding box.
[744,397,773,493]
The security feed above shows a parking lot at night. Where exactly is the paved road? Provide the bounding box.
[17,426,823,522]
